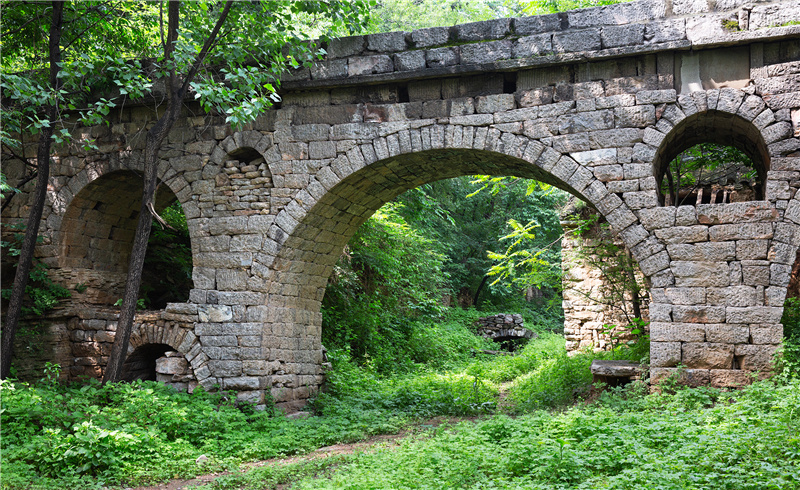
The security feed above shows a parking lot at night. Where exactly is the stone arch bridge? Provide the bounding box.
[3,0,799,409]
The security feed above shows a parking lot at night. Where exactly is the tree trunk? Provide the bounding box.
[1,2,63,380]
[102,0,232,383]
[102,126,170,382]
[473,275,489,308]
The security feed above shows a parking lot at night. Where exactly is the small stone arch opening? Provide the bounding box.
[59,170,187,306]
[119,343,173,381]
[654,110,770,206]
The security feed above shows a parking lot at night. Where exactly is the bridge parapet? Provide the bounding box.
[280,0,800,90]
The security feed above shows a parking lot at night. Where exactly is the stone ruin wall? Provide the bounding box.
[561,210,650,353]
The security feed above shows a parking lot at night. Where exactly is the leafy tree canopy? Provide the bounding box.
[1,0,370,153]
[360,0,627,33]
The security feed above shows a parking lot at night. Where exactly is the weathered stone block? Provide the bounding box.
[222,376,261,390]
[461,41,513,65]
[727,306,783,324]
[514,14,560,35]
[426,47,459,68]
[411,26,448,48]
[601,24,644,48]
[615,106,656,128]
[682,342,733,369]
[623,190,658,210]
[208,360,243,377]
[348,55,393,76]
[638,207,676,230]
[704,325,750,344]
[560,112,614,135]
[672,261,730,287]
[735,344,779,371]
[513,34,553,58]
[741,261,770,286]
[697,202,778,225]
[672,305,726,324]
[650,322,705,342]
[666,242,735,261]
[572,148,616,166]
[736,240,769,260]
[311,59,348,80]
[750,326,783,344]
[709,223,774,241]
[650,341,682,367]
[553,29,601,53]
[644,19,686,44]
[664,288,705,305]
[366,31,407,52]
[654,226,708,244]
[455,18,511,41]
[709,369,751,388]
[394,51,426,72]
[593,165,624,181]
[327,36,364,58]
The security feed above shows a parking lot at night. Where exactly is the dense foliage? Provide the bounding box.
[141,201,193,309]
[321,178,567,370]
[6,321,798,490]
[0,222,71,317]
[398,177,567,307]
[779,297,800,382]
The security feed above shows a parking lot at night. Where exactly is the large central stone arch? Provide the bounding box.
[245,115,649,406]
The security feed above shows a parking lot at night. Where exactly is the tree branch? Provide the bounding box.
[178,1,233,97]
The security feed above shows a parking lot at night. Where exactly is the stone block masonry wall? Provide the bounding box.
[561,214,649,352]
[2,0,799,406]
[647,202,788,387]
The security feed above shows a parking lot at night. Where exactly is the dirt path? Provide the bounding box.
[129,416,467,490]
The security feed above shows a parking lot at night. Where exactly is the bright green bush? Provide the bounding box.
[322,203,450,371]
[311,348,498,419]
[0,376,410,489]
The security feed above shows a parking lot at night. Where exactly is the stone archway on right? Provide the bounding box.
[653,109,770,207]
[644,90,798,388]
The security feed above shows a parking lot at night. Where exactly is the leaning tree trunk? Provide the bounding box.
[102,0,232,383]
[101,124,171,382]
[1,2,63,380]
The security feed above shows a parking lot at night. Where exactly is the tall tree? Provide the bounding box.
[0,1,64,380]
[2,1,158,378]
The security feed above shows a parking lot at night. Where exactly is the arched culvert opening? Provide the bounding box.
[59,170,191,307]
[659,143,758,206]
[321,175,568,364]
[654,110,769,206]
[119,343,173,382]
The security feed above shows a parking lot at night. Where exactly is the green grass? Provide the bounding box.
[289,379,800,490]
[3,309,797,490]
